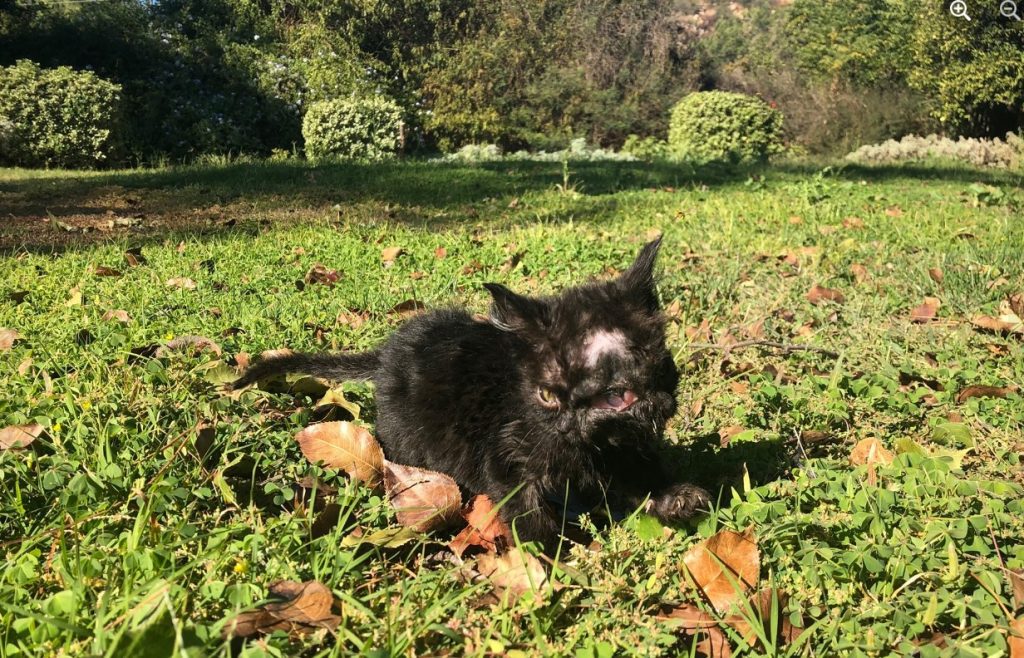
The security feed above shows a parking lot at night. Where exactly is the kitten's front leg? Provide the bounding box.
[491,482,561,547]
[646,482,711,523]
[609,446,711,523]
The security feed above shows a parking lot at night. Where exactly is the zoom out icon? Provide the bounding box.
[1000,0,1022,20]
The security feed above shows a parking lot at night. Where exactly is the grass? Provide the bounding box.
[1,158,1023,657]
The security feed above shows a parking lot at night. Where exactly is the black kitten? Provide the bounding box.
[232,239,710,545]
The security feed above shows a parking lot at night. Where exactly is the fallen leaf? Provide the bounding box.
[928,267,944,284]
[717,425,746,448]
[155,335,223,357]
[655,604,732,657]
[305,264,340,286]
[0,328,22,351]
[124,247,147,267]
[910,297,940,323]
[221,580,340,640]
[390,299,425,318]
[885,205,903,217]
[972,301,1024,337]
[102,310,131,323]
[800,430,829,443]
[0,423,43,450]
[500,251,525,274]
[294,421,384,489]
[850,263,869,284]
[315,387,361,420]
[1011,617,1024,658]
[461,260,484,275]
[449,495,514,557]
[341,526,422,549]
[988,277,1009,291]
[381,246,405,265]
[383,461,462,532]
[849,438,894,468]
[744,319,765,340]
[686,319,713,343]
[842,216,865,229]
[336,308,369,329]
[807,285,845,305]
[956,385,1017,404]
[1006,568,1024,610]
[730,589,804,647]
[681,528,760,613]
[93,265,122,278]
[434,246,447,259]
[475,547,548,601]
[1011,294,1024,319]
[166,277,197,290]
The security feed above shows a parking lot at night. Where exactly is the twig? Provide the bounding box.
[688,340,839,359]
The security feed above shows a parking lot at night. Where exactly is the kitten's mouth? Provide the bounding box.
[592,389,637,412]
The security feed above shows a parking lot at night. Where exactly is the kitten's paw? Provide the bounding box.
[646,483,711,522]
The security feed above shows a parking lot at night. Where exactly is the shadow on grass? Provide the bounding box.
[1,158,1018,253]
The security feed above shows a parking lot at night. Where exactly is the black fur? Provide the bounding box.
[233,239,710,545]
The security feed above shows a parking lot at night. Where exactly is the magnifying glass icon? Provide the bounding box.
[950,0,971,20]
[1000,0,1022,19]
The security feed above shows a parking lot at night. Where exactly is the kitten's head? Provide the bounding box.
[484,238,679,449]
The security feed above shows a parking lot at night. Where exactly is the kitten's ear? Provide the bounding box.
[618,237,662,312]
[483,283,548,333]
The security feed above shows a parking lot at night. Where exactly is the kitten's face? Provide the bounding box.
[485,239,678,449]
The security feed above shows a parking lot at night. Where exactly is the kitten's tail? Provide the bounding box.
[229,350,381,391]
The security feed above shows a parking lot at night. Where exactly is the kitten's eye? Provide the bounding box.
[592,389,638,411]
[537,387,560,409]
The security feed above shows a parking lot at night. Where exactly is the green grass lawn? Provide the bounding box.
[1,159,1023,657]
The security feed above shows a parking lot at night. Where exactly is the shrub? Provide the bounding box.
[621,134,669,160]
[0,60,122,168]
[668,91,784,163]
[845,133,1023,169]
[302,97,403,161]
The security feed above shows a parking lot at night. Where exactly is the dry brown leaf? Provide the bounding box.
[294,421,384,489]
[928,267,944,284]
[0,328,22,351]
[850,263,869,284]
[655,604,733,657]
[729,589,804,647]
[166,277,197,290]
[842,216,865,229]
[434,246,447,259]
[156,335,223,357]
[956,385,1017,404]
[849,438,894,467]
[1011,294,1024,319]
[885,205,903,217]
[221,580,340,640]
[718,425,746,448]
[124,247,147,267]
[381,247,405,265]
[744,319,765,340]
[475,547,549,601]
[0,423,43,450]
[102,310,132,323]
[1007,568,1024,611]
[1011,617,1024,658]
[686,319,713,343]
[681,528,760,613]
[800,430,830,443]
[910,297,940,323]
[390,299,425,319]
[449,494,514,557]
[305,264,340,286]
[383,461,462,532]
[93,265,122,277]
[807,285,845,306]
[972,301,1024,337]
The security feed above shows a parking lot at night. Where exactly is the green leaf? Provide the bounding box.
[932,422,973,448]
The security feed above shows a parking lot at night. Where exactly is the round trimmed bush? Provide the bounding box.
[302,97,403,161]
[0,60,122,168]
[668,91,784,163]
